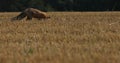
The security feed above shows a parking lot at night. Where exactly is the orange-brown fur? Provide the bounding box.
[11,8,50,20]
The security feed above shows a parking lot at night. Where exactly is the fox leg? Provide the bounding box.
[26,12,33,20]
[26,15,32,20]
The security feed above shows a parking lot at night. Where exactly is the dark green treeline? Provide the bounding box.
[0,0,120,12]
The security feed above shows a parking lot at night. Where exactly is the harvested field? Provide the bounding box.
[0,12,120,63]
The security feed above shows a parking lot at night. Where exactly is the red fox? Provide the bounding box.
[11,8,50,20]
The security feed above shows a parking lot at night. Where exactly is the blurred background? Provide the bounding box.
[0,0,120,12]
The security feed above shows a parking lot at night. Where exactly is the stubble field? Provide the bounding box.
[0,12,120,63]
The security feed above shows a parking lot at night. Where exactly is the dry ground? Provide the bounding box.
[0,12,120,63]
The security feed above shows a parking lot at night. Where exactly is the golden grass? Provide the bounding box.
[0,12,120,63]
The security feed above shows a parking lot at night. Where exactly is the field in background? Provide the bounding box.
[0,12,120,63]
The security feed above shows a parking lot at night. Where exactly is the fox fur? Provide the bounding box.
[11,8,50,20]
